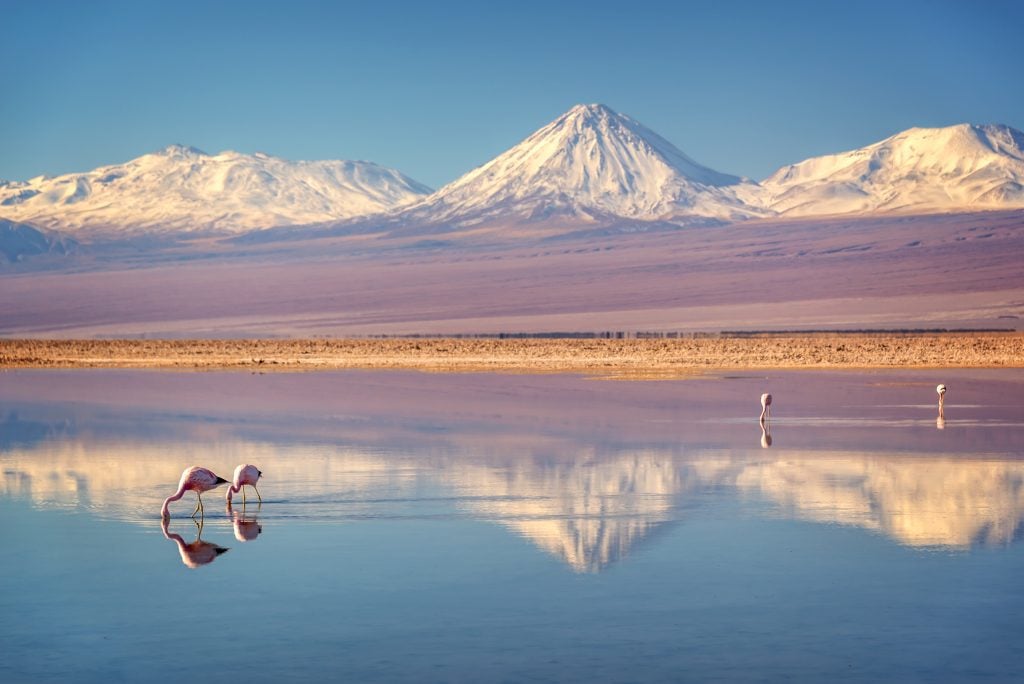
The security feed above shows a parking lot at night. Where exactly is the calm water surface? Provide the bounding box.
[2,368,1023,683]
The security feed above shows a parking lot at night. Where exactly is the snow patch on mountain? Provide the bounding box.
[0,145,431,235]
[762,123,1024,216]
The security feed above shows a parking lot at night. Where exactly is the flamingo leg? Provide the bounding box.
[192,496,201,518]
[252,485,262,504]
[242,487,247,505]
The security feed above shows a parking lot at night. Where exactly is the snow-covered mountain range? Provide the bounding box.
[0,145,431,236]
[386,103,767,230]
[2,108,1024,248]
[761,123,1024,216]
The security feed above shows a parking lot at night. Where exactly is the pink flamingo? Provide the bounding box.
[226,464,263,505]
[760,392,772,423]
[161,517,229,568]
[161,466,229,518]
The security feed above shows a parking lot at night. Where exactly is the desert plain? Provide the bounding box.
[2,333,1022,376]
[3,211,1023,377]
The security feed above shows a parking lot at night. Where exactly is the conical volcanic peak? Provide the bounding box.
[392,103,767,229]
[0,147,432,236]
[762,123,1024,216]
[548,103,741,187]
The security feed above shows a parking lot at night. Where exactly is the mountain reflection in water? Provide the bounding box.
[3,439,1023,572]
[2,368,1023,573]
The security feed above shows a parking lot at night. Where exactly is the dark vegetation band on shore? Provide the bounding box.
[2,333,1022,376]
[369,328,1017,339]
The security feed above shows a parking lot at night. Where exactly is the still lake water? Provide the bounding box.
[1,368,1023,683]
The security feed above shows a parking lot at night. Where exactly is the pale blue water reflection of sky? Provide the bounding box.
[2,369,1023,682]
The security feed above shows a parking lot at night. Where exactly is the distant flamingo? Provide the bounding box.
[161,517,229,568]
[760,393,772,423]
[161,466,229,518]
[936,384,947,409]
[760,420,773,448]
[226,464,263,505]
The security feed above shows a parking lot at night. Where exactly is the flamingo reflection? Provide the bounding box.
[227,502,263,542]
[161,516,230,568]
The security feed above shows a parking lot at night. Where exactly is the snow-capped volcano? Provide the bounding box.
[6,116,1024,250]
[0,145,431,236]
[762,123,1024,216]
[388,104,766,229]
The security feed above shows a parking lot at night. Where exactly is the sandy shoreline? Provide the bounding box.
[2,334,1022,377]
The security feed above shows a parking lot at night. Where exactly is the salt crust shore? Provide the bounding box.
[2,334,1022,378]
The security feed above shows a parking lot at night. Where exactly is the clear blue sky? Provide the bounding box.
[2,0,1022,189]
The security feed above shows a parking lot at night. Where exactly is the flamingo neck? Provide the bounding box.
[161,487,186,517]
[226,483,240,502]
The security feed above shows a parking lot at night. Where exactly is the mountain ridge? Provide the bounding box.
[0,145,432,236]
[761,122,1024,216]
[3,109,1024,248]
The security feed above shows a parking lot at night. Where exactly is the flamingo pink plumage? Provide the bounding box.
[226,464,263,505]
[760,393,772,423]
[161,466,229,518]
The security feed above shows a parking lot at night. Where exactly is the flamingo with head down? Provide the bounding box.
[226,464,263,506]
[161,466,229,519]
[760,393,772,423]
